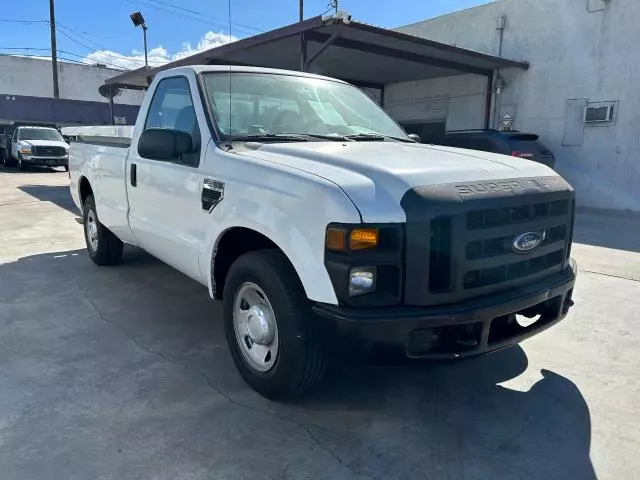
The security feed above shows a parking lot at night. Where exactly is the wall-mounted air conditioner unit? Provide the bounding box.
[584,104,614,123]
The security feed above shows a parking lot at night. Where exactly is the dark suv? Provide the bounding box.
[439,130,556,169]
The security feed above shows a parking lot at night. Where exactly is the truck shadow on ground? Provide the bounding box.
[0,247,596,480]
[17,183,79,215]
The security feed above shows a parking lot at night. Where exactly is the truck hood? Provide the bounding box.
[19,140,69,149]
[239,141,561,222]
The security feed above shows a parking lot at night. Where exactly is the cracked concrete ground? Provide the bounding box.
[1,168,639,480]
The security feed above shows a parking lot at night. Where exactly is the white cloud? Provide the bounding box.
[82,31,237,70]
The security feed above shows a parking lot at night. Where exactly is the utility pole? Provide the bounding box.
[49,0,60,98]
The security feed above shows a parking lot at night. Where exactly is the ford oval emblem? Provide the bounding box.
[513,231,545,252]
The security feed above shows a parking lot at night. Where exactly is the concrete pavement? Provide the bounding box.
[1,168,639,479]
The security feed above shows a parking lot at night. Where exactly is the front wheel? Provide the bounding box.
[17,154,29,171]
[223,250,327,400]
[83,195,123,266]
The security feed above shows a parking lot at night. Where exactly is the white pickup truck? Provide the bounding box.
[66,66,577,399]
[8,125,70,171]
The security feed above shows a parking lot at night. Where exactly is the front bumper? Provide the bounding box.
[21,155,68,166]
[313,259,577,359]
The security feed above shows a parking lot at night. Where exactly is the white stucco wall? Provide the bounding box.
[396,0,640,211]
[0,56,143,105]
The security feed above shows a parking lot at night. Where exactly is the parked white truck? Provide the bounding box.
[66,66,577,399]
[7,125,70,171]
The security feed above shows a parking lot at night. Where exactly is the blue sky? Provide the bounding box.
[1,0,490,70]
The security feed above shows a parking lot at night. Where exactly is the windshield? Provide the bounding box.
[202,72,408,140]
[18,128,64,142]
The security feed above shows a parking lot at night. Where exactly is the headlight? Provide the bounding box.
[326,227,379,252]
[19,146,32,154]
[324,223,404,306]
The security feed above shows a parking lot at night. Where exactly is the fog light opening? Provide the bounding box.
[349,266,376,296]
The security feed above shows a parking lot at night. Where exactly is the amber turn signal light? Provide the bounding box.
[350,228,378,250]
[326,227,347,251]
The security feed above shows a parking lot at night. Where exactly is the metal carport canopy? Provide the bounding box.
[104,14,528,91]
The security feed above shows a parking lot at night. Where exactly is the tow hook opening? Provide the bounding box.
[407,322,483,356]
[488,295,563,345]
[406,291,574,357]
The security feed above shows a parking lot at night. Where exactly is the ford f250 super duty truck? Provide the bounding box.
[66,66,577,400]
[7,125,69,171]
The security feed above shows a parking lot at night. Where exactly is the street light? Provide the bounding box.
[130,11,149,70]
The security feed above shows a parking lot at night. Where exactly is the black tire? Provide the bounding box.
[82,195,123,266]
[4,152,15,168]
[223,249,327,400]
[17,154,26,171]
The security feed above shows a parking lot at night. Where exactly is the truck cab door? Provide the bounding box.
[126,75,207,283]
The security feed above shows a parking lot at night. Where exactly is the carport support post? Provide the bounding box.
[484,72,494,129]
[299,34,307,72]
[108,88,115,126]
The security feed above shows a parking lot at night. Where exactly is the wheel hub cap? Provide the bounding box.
[246,305,274,345]
[86,210,99,251]
[233,282,279,372]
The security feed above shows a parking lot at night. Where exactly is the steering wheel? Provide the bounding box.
[271,110,304,133]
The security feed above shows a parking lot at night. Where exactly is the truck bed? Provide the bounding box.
[63,125,135,243]
[62,126,134,146]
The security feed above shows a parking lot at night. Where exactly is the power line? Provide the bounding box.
[57,23,166,68]
[0,45,133,71]
[0,47,50,51]
[55,27,150,68]
[56,22,119,54]
[0,19,49,24]
[124,0,262,35]
[0,51,126,70]
[125,0,234,31]
[58,49,131,70]
[152,0,264,33]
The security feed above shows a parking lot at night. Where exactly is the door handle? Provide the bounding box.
[130,163,137,187]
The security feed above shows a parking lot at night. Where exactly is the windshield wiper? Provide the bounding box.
[231,133,309,142]
[343,133,386,141]
[342,133,415,143]
[299,133,352,141]
[386,135,417,143]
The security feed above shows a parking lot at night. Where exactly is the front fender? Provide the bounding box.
[200,174,361,305]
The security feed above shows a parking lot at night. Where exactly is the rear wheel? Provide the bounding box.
[223,249,327,400]
[4,152,16,168]
[83,195,123,266]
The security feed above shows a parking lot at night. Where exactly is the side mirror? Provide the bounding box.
[408,133,422,143]
[138,128,193,161]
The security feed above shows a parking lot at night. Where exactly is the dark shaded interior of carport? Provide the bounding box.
[104,15,528,128]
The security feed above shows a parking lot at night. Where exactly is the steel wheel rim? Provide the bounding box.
[86,209,99,251]
[233,282,279,373]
